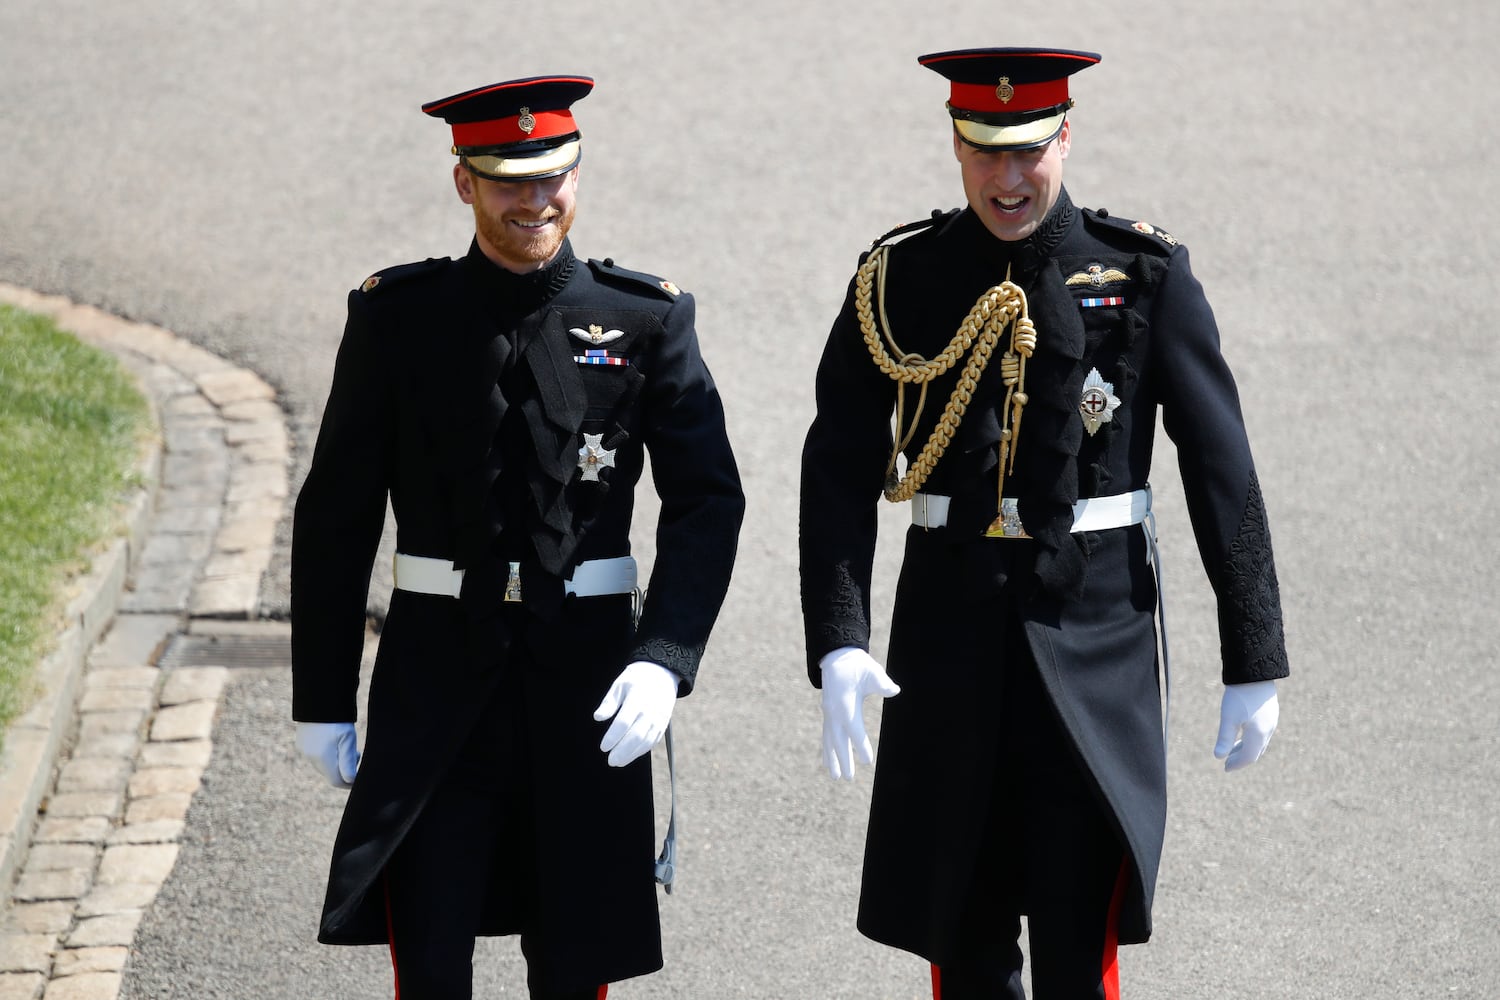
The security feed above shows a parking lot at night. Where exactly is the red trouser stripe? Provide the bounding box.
[930,861,1128,999]
[598,987,609,999]
[383,875,401,1000]
[1101,860,1130,1000]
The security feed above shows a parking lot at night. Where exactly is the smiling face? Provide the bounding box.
[454,163,579,272]
[953,119,1070,243]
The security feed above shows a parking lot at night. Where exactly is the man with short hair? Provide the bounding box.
[291,74,744,1000]
[800,48,1288,998]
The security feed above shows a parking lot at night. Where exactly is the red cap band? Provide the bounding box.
[949,78,1070,115]
[451,109,577,148]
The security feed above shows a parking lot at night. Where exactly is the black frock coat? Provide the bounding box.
[290,239,744,991]
[799,191,1288,960]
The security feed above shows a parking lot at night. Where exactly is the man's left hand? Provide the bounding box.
[594,661,680,767]
[1214,680,1280,772]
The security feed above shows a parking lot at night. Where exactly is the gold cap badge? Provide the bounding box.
[995,76,1015,104]
[517,106,537,135]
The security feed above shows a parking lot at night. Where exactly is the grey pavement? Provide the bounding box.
[1,0,1499,997]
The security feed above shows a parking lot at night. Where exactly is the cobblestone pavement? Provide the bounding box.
[0,284,287,1000]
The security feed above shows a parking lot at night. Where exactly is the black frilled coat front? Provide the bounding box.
[290,240,744,991]
[800,192,1288,961]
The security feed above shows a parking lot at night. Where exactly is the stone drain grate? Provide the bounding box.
[156,628,292,670]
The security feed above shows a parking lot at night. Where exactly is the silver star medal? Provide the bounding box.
[577,433,616,482]
[1079,367,1121,436]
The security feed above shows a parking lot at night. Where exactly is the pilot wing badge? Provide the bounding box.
[569,324,626,346]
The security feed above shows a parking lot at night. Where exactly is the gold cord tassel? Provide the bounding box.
[856,249,1035,510]
[987,277,1037,536]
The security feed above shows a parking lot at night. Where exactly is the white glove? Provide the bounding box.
[1214,680,1280,772]
[295,721,360,788]
[594,661,680,767]
[819,646,901,781]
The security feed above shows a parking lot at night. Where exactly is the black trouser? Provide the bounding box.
[933,646,1129,1000]
[382,692,607,1000]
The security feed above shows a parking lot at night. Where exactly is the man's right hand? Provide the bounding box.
[295,721,361,789]
[818,647,901,781]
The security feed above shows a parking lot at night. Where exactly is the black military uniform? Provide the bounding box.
[800,50,1287,999]
[291,76,744,1000]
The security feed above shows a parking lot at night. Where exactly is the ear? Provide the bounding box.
[453,162,477,205]
[952,130,964,162]
[1056,119,1072,159]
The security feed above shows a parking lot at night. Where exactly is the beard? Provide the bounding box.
[472,196,575,272]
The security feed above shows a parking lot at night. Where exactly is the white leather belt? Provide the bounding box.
[392,553,637,599]
[911,488,1152,533]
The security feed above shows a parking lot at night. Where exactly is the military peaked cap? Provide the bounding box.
[422,75,594,181]
[919,47,1100,150]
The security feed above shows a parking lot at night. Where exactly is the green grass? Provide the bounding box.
[0,303,151,744]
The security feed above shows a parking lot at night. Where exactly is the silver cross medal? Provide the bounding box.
[578,433,616,482]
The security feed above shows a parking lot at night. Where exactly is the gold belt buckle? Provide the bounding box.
[503,561,523,603]
[984,498,1031,539]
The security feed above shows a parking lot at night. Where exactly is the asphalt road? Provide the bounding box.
[3,0,1498,996]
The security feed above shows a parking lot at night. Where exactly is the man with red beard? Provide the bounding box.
[800,48,1288,997]
[291,75,744,1000]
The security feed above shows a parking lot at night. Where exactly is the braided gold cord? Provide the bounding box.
[855,247,1032,503]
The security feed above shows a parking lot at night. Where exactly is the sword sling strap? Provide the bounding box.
[654,725,678,894]
[633,587,680,894]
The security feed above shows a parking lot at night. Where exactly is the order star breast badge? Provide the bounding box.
[577,433,616,482]
[1079,368,1121,436]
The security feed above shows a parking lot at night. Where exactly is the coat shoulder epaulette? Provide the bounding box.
[587,257,685,301]
[866,208,962,256]
[1080,207,1183,253]
[356,257,449,296]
